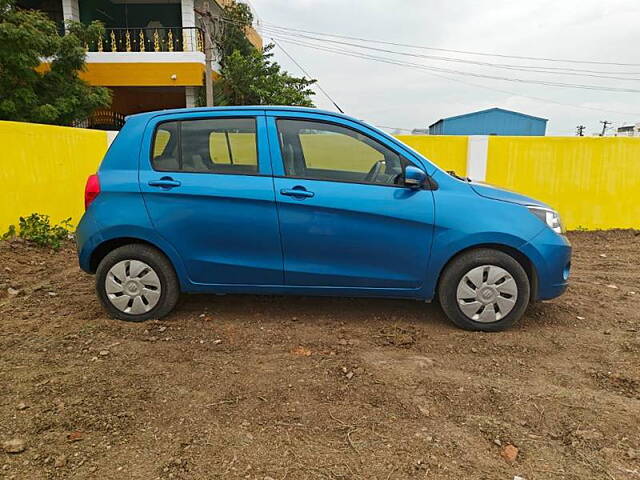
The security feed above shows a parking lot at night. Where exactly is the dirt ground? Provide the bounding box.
[0,231,639,480]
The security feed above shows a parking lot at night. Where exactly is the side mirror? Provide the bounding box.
[404,165,427,188]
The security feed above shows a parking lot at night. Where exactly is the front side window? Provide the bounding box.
[152,118,258,174]
[277,119,409,185]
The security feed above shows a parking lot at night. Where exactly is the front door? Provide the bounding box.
[139,113,283,285]
[267,113,435,290]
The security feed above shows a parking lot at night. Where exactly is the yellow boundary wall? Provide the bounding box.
[395,134,468,174]
[485,136,640,230]
[0,121,638,232]
[0,121,109,231]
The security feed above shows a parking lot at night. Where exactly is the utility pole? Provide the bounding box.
[202,22,214,107]
[194,7,214,107]
[599,120,611,137]
[576,125,585,136]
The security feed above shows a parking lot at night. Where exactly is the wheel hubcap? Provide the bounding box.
[456,265,518,323]
[105,260,161,315]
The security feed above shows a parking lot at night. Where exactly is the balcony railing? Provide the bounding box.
[74,109,126,130]
[86,27,204,53]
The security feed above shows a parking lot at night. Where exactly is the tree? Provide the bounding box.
[206,0,316,107]
[214,0,254,64]
[214,45,316,107]
[0,0,110,125]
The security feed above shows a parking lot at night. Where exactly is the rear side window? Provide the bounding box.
[152,122,179,171]
[151,118,258,174]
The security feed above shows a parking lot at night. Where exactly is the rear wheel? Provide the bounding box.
[95,244,180,322]
[438,249,530,331]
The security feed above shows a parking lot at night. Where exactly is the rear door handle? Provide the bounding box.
[148,177,181,189]
[280,187,314,198]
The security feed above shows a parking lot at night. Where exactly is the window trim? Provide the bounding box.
[272,174,438,190]
[275,117,424,189]
[150,116,260,175]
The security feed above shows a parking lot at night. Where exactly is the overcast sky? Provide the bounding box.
[248,0,640,135]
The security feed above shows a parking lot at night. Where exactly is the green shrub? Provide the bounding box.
[2,214,73,250]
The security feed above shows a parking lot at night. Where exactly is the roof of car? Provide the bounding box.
[126,106,351,122]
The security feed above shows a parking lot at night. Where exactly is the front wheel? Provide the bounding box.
[95,244,180,322]
[438,249,530,332]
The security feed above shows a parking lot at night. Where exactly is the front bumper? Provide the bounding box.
[520,227,572,300]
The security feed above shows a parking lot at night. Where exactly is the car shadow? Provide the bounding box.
[172,293,452,328]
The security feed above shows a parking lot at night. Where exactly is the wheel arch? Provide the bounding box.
[89,237,161,273]
[82,222,192,290]
[435,243,538,302]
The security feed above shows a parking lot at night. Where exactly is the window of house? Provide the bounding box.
[276,119,409,186]
[151,118,258,174]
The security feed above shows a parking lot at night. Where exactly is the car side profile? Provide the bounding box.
[76,106,571,331]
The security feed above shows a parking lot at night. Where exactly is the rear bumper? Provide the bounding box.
[75,211,103,273]
[521,228,572,300]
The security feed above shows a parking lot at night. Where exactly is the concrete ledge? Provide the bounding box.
[86,51,207,64]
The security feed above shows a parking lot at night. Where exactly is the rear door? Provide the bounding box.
[266,111,435,290]
[139,111,283,286]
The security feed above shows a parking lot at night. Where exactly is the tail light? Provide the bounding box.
[84,174,100,210]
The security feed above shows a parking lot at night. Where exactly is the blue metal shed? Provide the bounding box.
[428,107,547,136]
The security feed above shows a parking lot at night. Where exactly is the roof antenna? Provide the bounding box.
[272,38,344,114]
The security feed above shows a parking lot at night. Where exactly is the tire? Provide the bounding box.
[438,248,530,332]
[95,244,180,322]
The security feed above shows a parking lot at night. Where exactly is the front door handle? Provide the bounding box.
[148,177,181,189]
[280,187,314,198]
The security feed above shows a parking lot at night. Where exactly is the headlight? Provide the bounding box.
[527,206,564,234]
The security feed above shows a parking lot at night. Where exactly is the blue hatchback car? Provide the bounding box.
[76,106,571,331]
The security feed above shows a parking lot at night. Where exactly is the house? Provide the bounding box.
[616,123,640,137]
[19,0,261,128]
[428,107,547,136]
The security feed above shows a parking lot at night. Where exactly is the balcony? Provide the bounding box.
[88,26,204,53]
[74,25,217,88]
